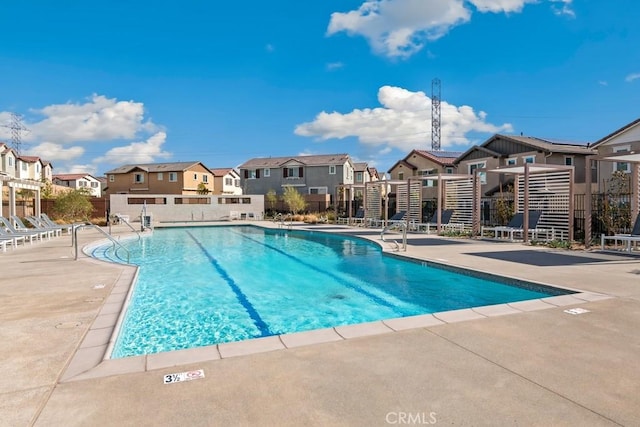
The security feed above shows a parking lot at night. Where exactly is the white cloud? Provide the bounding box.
[326,62,345,71]
[598,80,608,86]
[549,0,575,17]
[625,73,640,83]
[294,85,512,151]
[65,164,98,175]
[94,132,171,165]
[26,142,84,162]
[328,0,573,58]
[27,94,157,144]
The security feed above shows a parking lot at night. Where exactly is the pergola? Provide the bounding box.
[487,164,574,243]
[0,175,43,218]
[584,153,640,248]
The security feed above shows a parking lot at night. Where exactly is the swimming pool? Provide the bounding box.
[91,226,572,358]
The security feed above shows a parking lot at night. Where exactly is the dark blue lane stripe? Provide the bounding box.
[234,230,403,314]
[186,231,272,337]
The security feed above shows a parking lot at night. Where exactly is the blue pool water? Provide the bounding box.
[92,226,571,358]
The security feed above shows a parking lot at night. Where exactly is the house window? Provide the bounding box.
[169,172,178,182]
[264,168,270,177]
[329,165,336,175]
[193,173,198,180]
[445,167,454,174]
[613,146,631,173]
[134,173,144,183]
[398,172,404,180]
[157,172,163,181]
[202,175,208,183]
[308,187,327,194]
[225,178,232,186]
[356,172,363,182]
[21,162,27,171]
[79,181,87,187]
[564,156,574,166]
[109,175,115,182]
[469,162,487,184]
[36,164,40,173]
[234,179,240,187]
[91,182,99,188]
[284,167,303,178]
[421,169,437,187]
[8,157,12,166]
[523,156,535,164]
[506,158,517,166]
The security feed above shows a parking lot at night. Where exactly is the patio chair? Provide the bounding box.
[40,213,74,234]
[601,214,640,252]
[337,208,365,225]
[25,216,65,237]
[381,211,407,228]
[481,211,543,241]
[0,216,42,244]
[414,209,464,234]
[12,215,58,238]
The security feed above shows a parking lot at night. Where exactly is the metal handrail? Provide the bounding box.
[380,221,407,251]
[73,223,131,263]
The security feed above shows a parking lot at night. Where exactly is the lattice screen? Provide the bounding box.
[408,180,422,223]
[365,184,382,222]
[396,182,408,216]
[517,170,571,240]
[444,177,474,228]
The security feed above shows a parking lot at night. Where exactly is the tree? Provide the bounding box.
[41,179,55,199]
[282,186,306,215]
[53,188,93,221]
[265,189,277,213]
[196,182,210,195]
[599,171,631,234]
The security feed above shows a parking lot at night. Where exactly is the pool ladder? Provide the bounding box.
[380,221,407,252]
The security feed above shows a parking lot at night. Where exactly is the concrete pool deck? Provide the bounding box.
[1,222,639,426]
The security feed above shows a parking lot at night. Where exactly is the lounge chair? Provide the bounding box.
[414,209,464,234]
[481,211,544,241]
[11,215,58,239]
[0,216,42,244]
[40,213,75,234]
[0,229,26,249]
[601,214,640,252]
[25,216,65,237]
[337,208,365,225]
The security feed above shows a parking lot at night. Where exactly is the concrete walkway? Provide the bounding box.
[1,223,639,426]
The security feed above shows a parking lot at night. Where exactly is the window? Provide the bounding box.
[109,175,115,182]
[445,167,454,174]
[613,146,631,173]
[421,169,437,187]
[36,164,40,173]
[506,158,517,166]
[283,167,303,178]
[244,169,260,179]
[78,181,87,187]
[8,157,12,166]
[523,156,535,164]
[91,182,99,188]
[564,156,574,166]
[356,172,363,182]
[308,187,327,194]
[264,168,270,177]
[468,162,487,184]
[134,173,144,183]
[329,165,336,175]
[202,175,208,183]
[157,172,163,181]
[22,162,27,171]
[193,173,198,180]
[169,172,178,182]
[398,172,404,180]
[234,179,240,187]
[225,178,232,186]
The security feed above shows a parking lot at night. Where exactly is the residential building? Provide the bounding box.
[0,143,47,217]
[387,150,460,198]
[454,134,595,196]
[211,168,242,195]
[238,153,355,197]
[103,162,215,196]
[352,162,382,199]
[591,117,640,191]
[53,173,102,197]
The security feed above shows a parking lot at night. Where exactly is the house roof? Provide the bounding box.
[17,155,42,163]
[239,153,352,168]
[211,168,238,177]
[53,173,98,181]
[387,149,462,173]
[104,161,212,174]
[591,117,640,148]
[454,145,503,164]
[496,134,593,154]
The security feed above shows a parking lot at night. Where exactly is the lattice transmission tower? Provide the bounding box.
[1,113,30,155]
[431,78,441,151]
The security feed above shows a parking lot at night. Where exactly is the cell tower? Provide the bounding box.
[1,113,30,155]
[431,78,441,151]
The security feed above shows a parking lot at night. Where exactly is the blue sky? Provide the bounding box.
[1,0,639,176]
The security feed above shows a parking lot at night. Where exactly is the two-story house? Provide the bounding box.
[211,168,242,195]
[104,162,215,196]
[352,162,381,200]
[0,144,48,217]
[239,153,355,196]
[591,117,640,192]
[454,134,595,196]
[53,173,102,197]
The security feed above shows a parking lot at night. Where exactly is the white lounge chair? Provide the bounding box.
[601,214,640,252]
[12,215,57,239]
[414,209,465,234]
[481,211,545,241]
[0,216,41,244]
